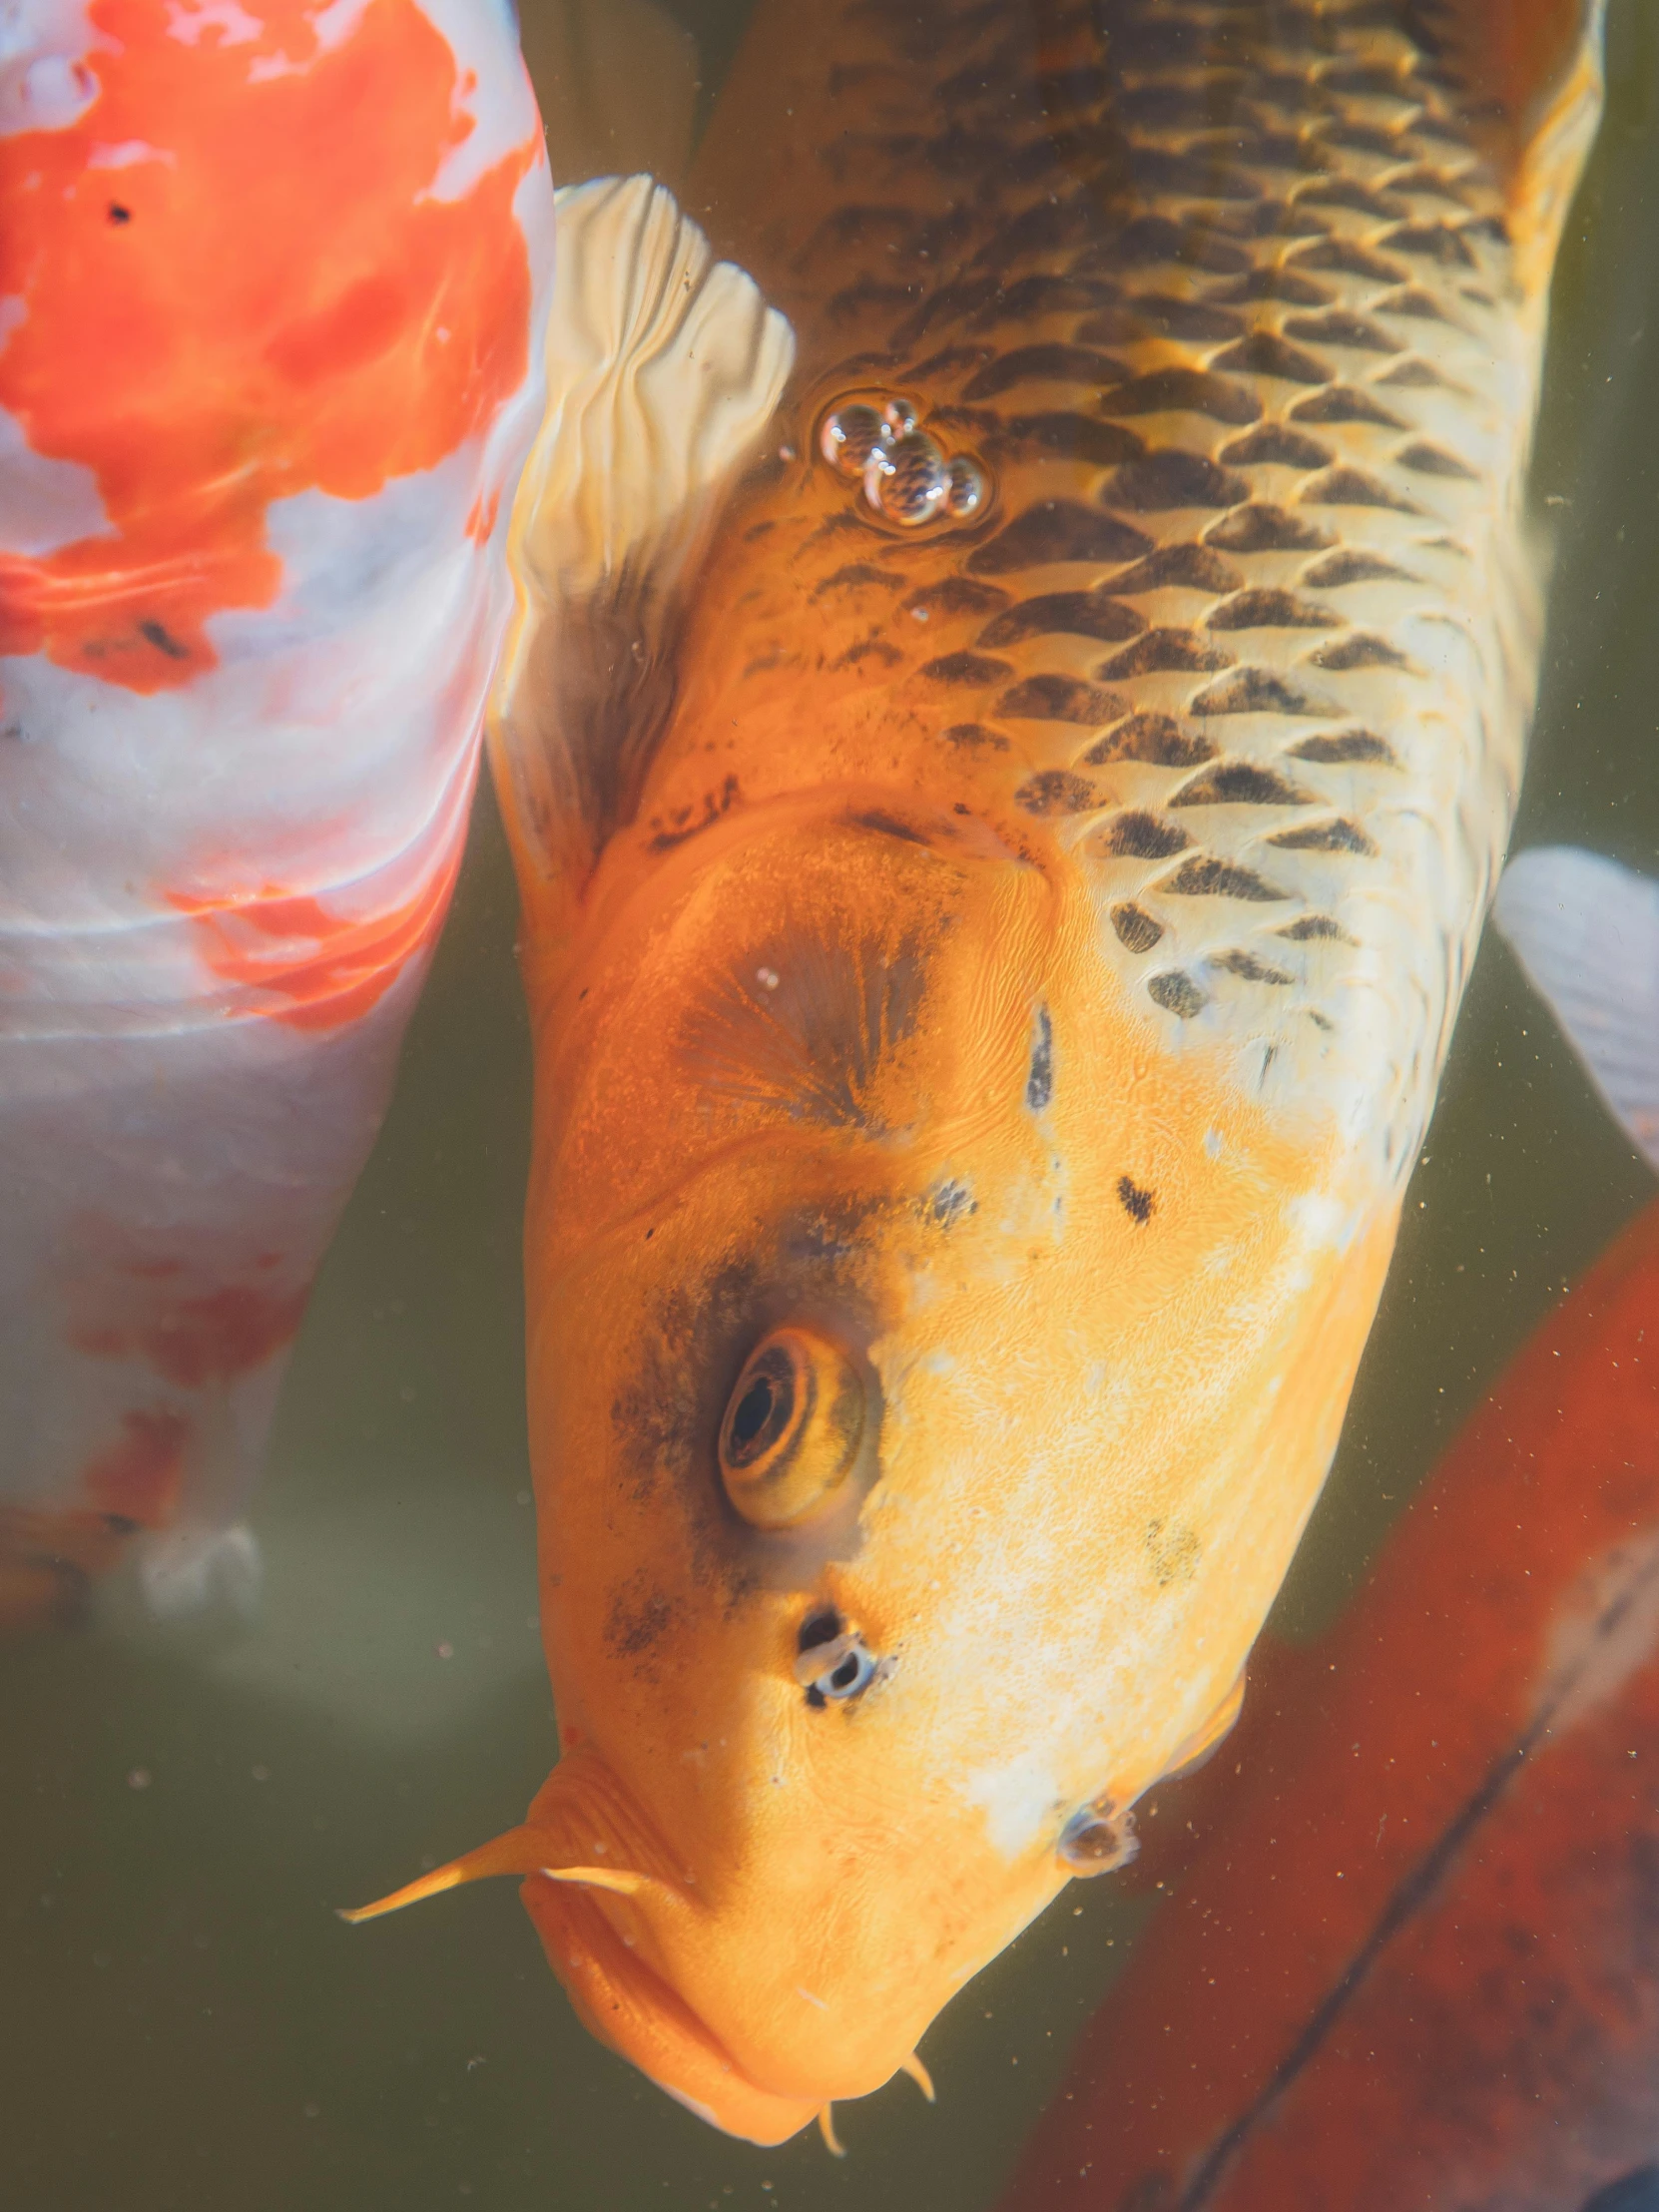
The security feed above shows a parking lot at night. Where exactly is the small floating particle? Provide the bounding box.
[436,1641,454,1659]
[127,1767,152,1791]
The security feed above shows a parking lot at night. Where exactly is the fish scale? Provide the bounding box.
[677,0,1595,1182]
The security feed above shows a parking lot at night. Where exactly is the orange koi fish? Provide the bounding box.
[1002,845,1659,2212]
[348,0,1611,2152]
[0,0,552,1626]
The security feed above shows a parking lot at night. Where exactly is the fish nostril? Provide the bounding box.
[797,1605,843,1654]
[1058,1799,1140,1877]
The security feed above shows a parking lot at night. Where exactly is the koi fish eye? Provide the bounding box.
[1057,1797,1139,1878]
[718,1328,864,1529]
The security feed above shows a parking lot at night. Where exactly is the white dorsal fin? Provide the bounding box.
[1492,845,1659,1168]
[488,174,795,928]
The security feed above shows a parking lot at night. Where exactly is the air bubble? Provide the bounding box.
[820,403,887,476]
[864,431,950,526]
[945,456,987,517]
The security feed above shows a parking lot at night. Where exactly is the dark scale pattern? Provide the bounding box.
[749,0,1534,1072]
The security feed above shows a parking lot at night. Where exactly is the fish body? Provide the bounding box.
[0,0,552,1622]
[1002,848,1659,2212]
[360,0,1609,2148]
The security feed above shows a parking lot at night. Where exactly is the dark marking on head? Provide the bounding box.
[1300,550,1416,589]
[918,651,1013,686]
[1301,466,1420,512]
[1220,423,1334,471]
[1097,630,1233,679]
[1109,542,1244,594]
[927,1179,976,1228]
[1270,818,1379,854]
[1191,667,1330,718]
[1111,901,1164,953]
[940,721,1009,752]
[1016,770,1100,817]
[1163,856,1290,901]
[1084,713,1214,769]
[1309,632,1410,670]
[1105,450,1251,511]
[849,811,930,845]
[968,500,1153,574]
[1100,812,1190,860]
[815,564,904,598]
[1290,385,1408,428]
[647,773,741,852]
[1148,971,1208,1018]
[604,1572,680,1668]
[139,620,190,660]
[1172,762,1313,808]
[1146,1516,1202,1586]
[1026,1006,1053,1112]
[1208,588,1339,632]
[998,675,1125,726]
[1204,504,1333,554]
[978,590,1143,650]
[1100,367,1262,425]
[1210,331,1332,385]
[961,343,1128,400]
[1116,1174,1155,1223]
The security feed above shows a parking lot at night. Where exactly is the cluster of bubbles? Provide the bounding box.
[819,396,988,528]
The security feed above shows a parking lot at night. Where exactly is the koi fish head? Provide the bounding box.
[438,806,1395,2142]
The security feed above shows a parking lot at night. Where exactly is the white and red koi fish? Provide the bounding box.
[0,0,552,1625]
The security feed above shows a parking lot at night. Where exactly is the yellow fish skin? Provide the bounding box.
[358,0,1609,2150]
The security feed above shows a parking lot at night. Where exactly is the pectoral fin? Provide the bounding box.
[488,174,795,936]
[1492,845,1659,1168]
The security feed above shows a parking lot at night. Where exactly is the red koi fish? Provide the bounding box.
[0,0,552,1626]
[1001,847,1659,2211]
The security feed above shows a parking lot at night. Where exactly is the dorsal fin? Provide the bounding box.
[1492,846,1659,1169]
[488,175,795,941]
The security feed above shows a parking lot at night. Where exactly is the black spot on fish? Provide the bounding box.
[1084,713,1214,769]
[1163,856,1290,901]
[1148,971,1208,1019]
[139,620,189,660]
[978,590,1144,649]
[928,1179,976,1228]
[1205,504,1333,554]
[1106,450,1251,511]
[968,501,1153,574]
[1377,356,1447,387]
[1026,1006,1053,1111]
[962,343,1128,399]
[1111,901,1164,953]
[940,722,1010,752]
[108,203,132,225]
[1101,368,1262,425]
[1396,439,1480,479]
[1377,286,1453,321]
[815,564,904,598]
[998,675,1124,725]
[1098,630,1233,679]
[1109,542,1244,594]
[850,811,929,845]
[1220,423,1334,471]
[905,577,1009,621]
[1290,385,1407,427]
[1116,1175,1156,1224]
[1208,588,1339,632]
[918,651,1013,686]
[1210,331,1332,385]
[1285,308,1402,354]
[604,1574,679,1667]
[1288,728,1396,765]
[1016,769,1099,817]
[1100,812,1191,860]
[1278,913,1358,942]
[1172,762,1314,808]
[1270,818,1379,854]
[1212,947,1295,984]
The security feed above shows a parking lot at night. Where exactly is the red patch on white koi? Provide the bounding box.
[71,1280,308,1387]
[81,1408,190,1527]
[0,0,536,691]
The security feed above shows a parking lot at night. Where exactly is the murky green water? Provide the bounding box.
[4,6,1658,2207]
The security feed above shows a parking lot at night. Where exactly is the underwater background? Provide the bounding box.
[3,2,1658,2205]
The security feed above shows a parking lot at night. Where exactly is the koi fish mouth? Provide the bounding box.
[519,1870,824,2146]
